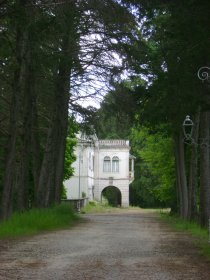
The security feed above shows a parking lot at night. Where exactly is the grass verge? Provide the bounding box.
[0,203,79,239]
[82,201,117,214]
[160,212,210,259]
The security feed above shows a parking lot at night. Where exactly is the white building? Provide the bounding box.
[64,133,134,207]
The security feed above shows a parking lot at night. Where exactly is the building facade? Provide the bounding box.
[64,134,134,207]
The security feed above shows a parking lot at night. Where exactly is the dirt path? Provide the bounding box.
[0,209,210,280]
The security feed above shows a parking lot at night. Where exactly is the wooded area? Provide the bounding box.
[0,0,210,227]
[0,0,137,220]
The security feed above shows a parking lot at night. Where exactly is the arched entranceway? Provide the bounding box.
[101,186,122,207]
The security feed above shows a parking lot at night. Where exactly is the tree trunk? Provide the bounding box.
[36,124,54,207]
[31,90,41,207]
[199,111,210,227]
[37,47,72,207]
[0,0,29,220]
[16,48,34,212]
[12,1,36,212]
[54,70,70,203]
[175,144,182,217]
[188,111,200,221]
[174,132,188,219]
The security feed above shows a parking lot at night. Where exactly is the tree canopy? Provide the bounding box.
[0,0,139,220]
[89,0,210,225]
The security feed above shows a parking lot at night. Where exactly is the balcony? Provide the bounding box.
[129,171,134,182]
[99,140,129,148]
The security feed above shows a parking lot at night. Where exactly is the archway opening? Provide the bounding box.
[101,186,121,207]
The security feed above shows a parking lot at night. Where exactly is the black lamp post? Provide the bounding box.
[182,66,210,143]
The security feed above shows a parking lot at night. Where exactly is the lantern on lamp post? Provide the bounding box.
[182,115,194,143]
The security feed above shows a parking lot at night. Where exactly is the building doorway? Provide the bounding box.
[101,186,121,207]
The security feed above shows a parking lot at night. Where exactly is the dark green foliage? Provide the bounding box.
[130,125,176,208]
[92,82,144,139]
[130,160,160,208]
[92,82,176,208]
[64,117,78,181]
[1,0,210,226]
[0,0,141,220]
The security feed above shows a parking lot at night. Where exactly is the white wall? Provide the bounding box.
[64,142,95,199]
[93,140,130,207]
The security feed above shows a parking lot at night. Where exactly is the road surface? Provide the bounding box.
[0,209,210,279]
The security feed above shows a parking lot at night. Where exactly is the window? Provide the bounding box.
[112,156,119,172]
[103,156,120,173]
[103,156,111,172]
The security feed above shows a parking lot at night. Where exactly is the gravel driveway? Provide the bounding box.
[0,209,210,280]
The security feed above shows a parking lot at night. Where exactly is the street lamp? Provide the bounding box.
[182,66,210,144]
[184,66,210,241]
[182,115,194,143]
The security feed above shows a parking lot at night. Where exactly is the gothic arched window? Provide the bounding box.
[112,156,119,172]
[103,156,111,172]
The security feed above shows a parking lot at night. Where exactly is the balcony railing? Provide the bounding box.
[99,140,129,146]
